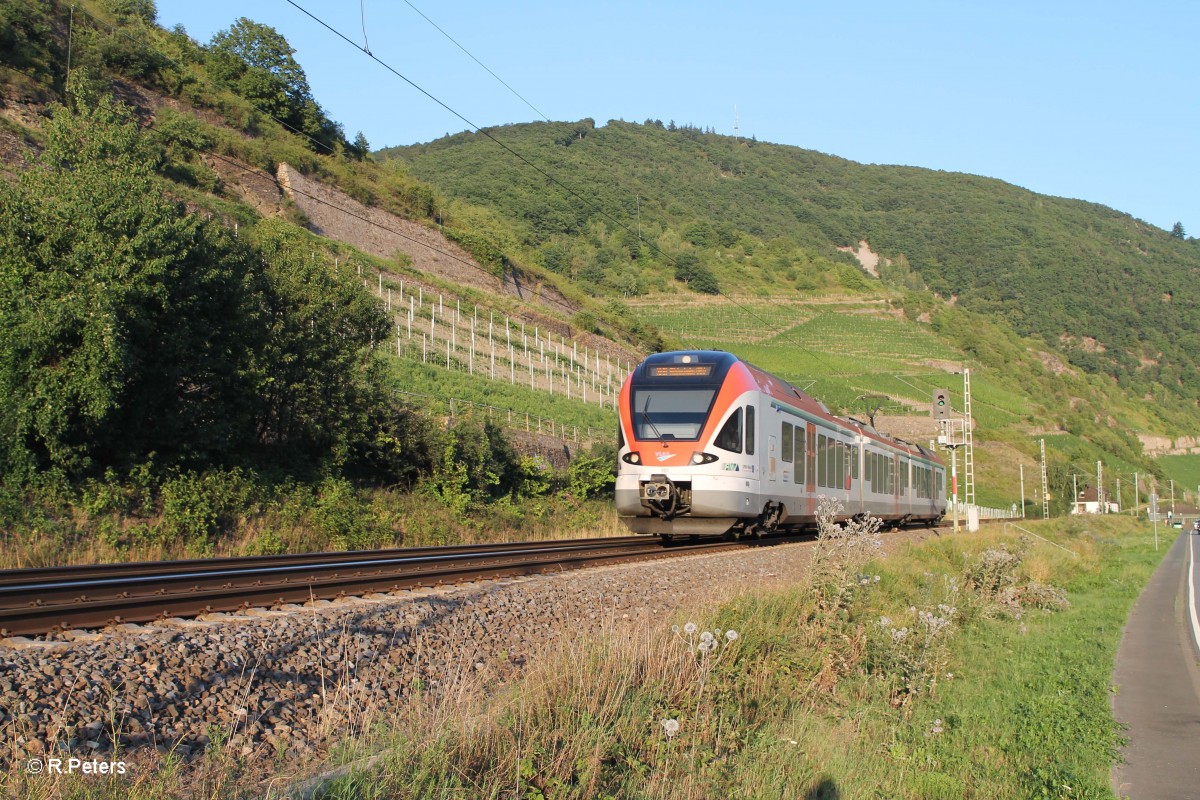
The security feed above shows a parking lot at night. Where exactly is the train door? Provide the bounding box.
[768,435,777,483]
[842,441,854,509]
[853,441,864,515]
[900,457,911,517]
[892,453,901,518]
[806,423,816,494]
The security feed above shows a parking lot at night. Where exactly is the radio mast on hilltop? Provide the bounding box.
[734,105,740,142]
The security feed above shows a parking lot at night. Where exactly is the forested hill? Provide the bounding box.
[380,119,1200,405]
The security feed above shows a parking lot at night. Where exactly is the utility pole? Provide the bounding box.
[1020,464,1026,519]
[1133,471,1139,516]
[936,415,965,531]
[950,447,959,533]
[1040,439,1050,520]
[1097,461,1104,513]
[1072,474,1078,515]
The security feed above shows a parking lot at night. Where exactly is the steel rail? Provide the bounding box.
[0,537,753,637]
[0,536,650,586]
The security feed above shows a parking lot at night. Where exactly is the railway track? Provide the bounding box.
[0,535,764,637]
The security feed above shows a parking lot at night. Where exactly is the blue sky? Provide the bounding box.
[156,0,1198,235]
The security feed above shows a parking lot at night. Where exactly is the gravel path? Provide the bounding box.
[0,531,933,770]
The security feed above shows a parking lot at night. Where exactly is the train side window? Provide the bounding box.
[817,434,828,488]
[781,422,793,463]
[714,407,743,453]
[851,445,859,480]
[746,407,755,455]
[795,427,806,484]
[807,429,816,486]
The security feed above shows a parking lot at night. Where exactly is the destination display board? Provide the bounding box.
[650,364,714,378]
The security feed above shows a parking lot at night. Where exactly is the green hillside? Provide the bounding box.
[2,0,1197,564]
[379,119,1200,414]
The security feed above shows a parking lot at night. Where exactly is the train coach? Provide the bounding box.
[615,350,947,539]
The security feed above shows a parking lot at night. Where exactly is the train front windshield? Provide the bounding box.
[630,388,717,441]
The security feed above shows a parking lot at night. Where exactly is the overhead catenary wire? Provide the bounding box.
[58,2,849,381]
[34,6,600,330]
[285,0,846,375]
[400,0,550,123]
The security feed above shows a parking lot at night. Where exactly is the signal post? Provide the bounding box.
[932,388,966,532]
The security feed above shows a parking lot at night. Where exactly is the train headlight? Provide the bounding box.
[691,452,719,465]
[622,452,642,465]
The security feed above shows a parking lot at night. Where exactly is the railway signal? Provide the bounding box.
[932,388,950,419]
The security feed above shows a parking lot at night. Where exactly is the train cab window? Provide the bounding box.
[714,407,743,453]
[631,388,717,440]
[782,422,794,463]
[746,406,755,455]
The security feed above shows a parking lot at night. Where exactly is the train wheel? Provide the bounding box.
[661,534,674,545]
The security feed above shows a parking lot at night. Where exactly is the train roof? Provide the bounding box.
[633,350,943,465]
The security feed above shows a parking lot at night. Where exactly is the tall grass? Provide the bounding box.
[8,517,1159,798]
[308,516,1156,799]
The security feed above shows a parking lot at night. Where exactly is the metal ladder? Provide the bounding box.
[963,368,975,508]
[1040,439,1050,519]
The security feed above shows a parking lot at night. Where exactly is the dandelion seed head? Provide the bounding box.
[725,630,739,641]
[683,622,697,634]
[700,631,715,643]
[671,624,680,634]
[661,718,680,738]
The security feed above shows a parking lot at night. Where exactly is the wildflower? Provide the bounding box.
[671,624,680,634]
[725,630,739,642]
[661,719,680,738]
[683,622,697,634]
[873,575,881,583]
[930,719,944,735]
[878,616,892,628]
[891,627,909,643]
[700,631,715,644]
[697,640,713,653]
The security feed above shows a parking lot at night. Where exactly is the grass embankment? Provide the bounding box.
[307,516,1159,800]
[8,516,1162,799]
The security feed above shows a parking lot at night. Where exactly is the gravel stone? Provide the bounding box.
[0,532,932,768]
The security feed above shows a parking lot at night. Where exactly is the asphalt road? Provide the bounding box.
[1111,530,1200,799]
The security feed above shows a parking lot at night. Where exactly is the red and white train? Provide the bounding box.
[616,351,947,539]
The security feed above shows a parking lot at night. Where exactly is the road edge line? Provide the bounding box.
[1189,533,1200,657]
